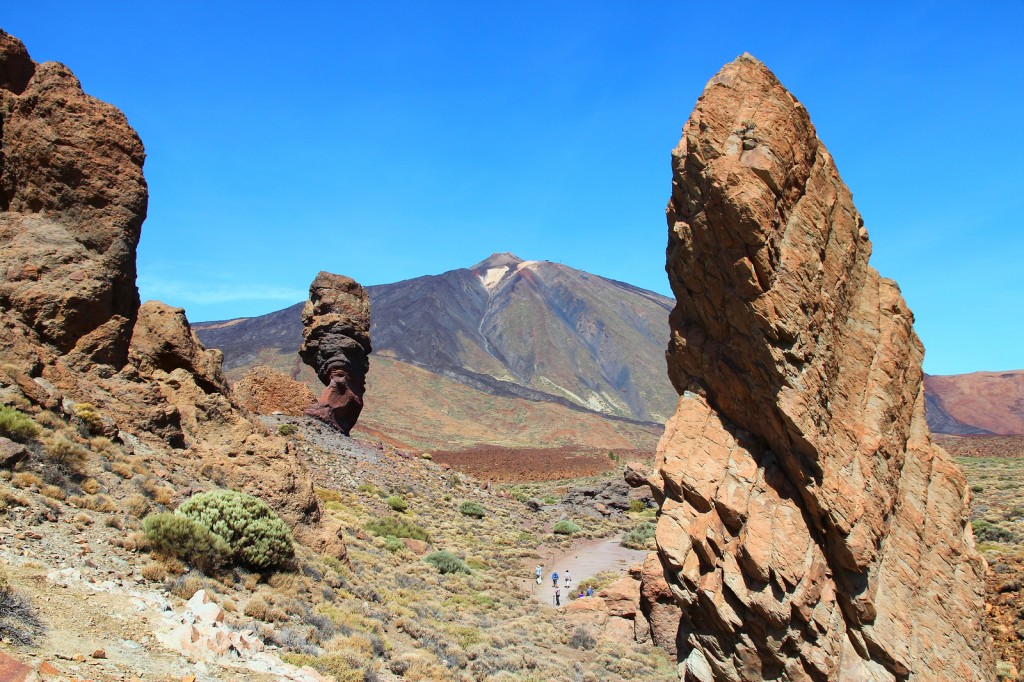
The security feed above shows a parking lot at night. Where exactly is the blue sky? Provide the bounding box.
[4,2,1022,374]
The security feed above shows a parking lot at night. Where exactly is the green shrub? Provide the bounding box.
[385,495,408,513]
[970,484,984,493]
[629,499,647,513]
[621,522,656,550]
[553,520,581,536]
[424,550,469,575]
[364,517,430,542]
[0,406,40,442]
[277,423,298,437]
[143,512,230,573]
[177,489,294,570]
[458,501,485,519]
[383,536,404,553]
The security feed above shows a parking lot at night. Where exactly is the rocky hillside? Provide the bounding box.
[925,370,1024,435]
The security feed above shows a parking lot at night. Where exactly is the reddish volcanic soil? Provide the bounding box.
[935,434,1024,459]
[431,446,650,482]
[926,370,1024,435]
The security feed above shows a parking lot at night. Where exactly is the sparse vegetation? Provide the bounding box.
[385,495,408,513]
[0,405,40,442]
[569,626,597,650]
[553,519,581,535]
[72,402,105,434]
[621,521,656,550]
[424,550,470,575]
[0,572,44,645]
[364,517,430,542]
[277,423,298,436]
[44,433,89,466]
[458,501,485,518]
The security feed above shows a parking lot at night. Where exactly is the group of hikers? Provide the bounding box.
[534,565,594,606]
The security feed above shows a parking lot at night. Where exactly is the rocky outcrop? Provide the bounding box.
[0,30,147,368]
[0,30,344,562]
[299,272,371,435]
[233,365,317,416]
[648,54,988,680]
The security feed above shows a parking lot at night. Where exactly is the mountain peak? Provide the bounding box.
[470,252,523,271]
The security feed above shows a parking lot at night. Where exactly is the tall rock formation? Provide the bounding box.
[0,30,344,560]
[299,272,371,435]
[648,54,987,680]
[0,30,147,368]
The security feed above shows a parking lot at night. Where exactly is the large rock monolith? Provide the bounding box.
[0,29,147,368]
[299,272,371,435]
[647,54,988,681]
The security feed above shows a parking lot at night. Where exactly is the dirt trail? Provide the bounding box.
[523,536,648,606]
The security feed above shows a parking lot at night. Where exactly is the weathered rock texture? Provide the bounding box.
[649,54,988,680]
[234,365,317,416]
[0,30,344,561]
[0,30,147,368]
[299,272,371,435]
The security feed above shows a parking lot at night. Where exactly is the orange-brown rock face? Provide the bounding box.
[0,30,147,367]
[233,365,317,416]
[299,272,371,435]
[651,54,988,680]
[0,30,344,562]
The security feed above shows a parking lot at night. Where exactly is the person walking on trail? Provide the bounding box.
[535,565,542,584]
[554,586,561,606]
[564,569,572,589]
[551,571,559,587]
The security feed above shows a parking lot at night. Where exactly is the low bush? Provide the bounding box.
[72,403,104,434]
[277,423,298,437]
[424,551,470,575]
[0,405,40,442]
[629,499,647,513]
[385,495,408,513]
[553,519,581,535]
[384,536,405,553]
[44,434,89,466]
[621,521,656,550]
[0,573,44,645]
[568,626,596,650]
[364,517,430,542]
[177,489,295,570]
[144,512,230,573]
[458,501,485,519]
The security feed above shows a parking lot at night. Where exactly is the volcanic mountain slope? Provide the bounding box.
[194,254,677,451]
[925,370,1024,435]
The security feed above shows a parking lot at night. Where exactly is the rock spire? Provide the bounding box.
[646,54,988,680]
[299,271,371,435]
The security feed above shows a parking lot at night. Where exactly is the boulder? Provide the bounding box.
[299,272,371,435]
[233,365,316,416]
[650,53,988,680]
[0,437,28,469]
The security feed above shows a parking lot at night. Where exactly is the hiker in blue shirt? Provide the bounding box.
[551,571,559,587]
